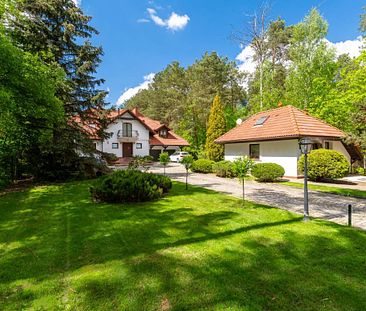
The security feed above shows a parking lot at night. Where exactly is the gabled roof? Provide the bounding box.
[108,109,154,133]
[78,107,189,147]
[150,132,190,147]
[215,105,346,144]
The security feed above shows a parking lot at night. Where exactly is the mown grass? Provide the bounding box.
[0,180,365,310]
[281,181,366,199]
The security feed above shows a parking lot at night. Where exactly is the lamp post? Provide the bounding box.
[299,138,312,221]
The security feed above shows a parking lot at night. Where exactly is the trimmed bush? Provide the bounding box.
[355,166,365,175]
[251,162,285,182]
[90,170,172,203]
[298,149,349,181]
[191,159,214,173]
[213,160,237,178]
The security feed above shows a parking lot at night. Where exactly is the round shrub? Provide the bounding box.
[90,170,172,203]
[298,149,349,181]
[213,160,237,178]
[251,162,285,182]
[190,159,214,173]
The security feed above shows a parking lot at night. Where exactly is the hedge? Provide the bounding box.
[298,149,349,181]
[191,159,215,173]
[90,170,172,203]
[212,160,237,178]
[251,162,285,182]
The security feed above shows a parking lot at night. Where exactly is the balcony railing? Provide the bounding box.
[117,130,139,142]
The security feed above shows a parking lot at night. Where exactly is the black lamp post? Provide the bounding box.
[299,137,312,221]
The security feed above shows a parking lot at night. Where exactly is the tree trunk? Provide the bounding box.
[259,61,263,110]
[186,169,188,190]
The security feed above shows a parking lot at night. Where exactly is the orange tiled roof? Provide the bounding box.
[139,115,165,131]
[215,105,346,144]
[150,132,190,147]
[76,107,189,147]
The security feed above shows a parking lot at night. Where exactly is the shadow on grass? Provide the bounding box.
[0,181,365,310]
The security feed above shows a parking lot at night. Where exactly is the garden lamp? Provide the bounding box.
[299,137,312,221]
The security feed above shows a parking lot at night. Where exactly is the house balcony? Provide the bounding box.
[117,130,139,142]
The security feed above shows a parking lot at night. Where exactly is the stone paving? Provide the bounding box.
[149,163,366,230]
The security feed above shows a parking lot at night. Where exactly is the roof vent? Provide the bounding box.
[254,116,268,126]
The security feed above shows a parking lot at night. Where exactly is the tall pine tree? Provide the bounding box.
[205,95,226,162]
[3,0,108,178]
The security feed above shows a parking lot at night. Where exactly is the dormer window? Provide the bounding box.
[159,129,168,138]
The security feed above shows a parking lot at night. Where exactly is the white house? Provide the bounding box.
[86,108,189,161]
[215,105,361,177]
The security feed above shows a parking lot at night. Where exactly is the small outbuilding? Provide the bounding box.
[215,105,361,177]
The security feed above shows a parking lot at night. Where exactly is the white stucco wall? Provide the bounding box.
[224,139,300,177]
[224,139,352,177]
[100,112,150,157]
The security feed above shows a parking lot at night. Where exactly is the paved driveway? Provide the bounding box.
[150,163,366,230]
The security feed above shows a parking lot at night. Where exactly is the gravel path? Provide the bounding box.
[149,163,366,230]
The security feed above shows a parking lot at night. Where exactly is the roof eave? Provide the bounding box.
[215,134,345,144]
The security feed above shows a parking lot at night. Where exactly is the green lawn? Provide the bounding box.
[281,181,366,199]
[1,181,366,310]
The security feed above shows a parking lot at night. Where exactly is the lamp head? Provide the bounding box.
[299,137,312,154]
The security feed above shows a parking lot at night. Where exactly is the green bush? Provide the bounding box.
[298,149,349,181]
[191,159,214,173]
[251,162,285,182]
[90,170,172,203]
[213,160,237,178]
[355,166,365,175]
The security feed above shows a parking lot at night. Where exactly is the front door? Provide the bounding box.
[123,143,133,157]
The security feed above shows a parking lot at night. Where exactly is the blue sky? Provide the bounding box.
[78,0,365,106]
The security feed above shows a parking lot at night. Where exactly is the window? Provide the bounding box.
[94,143,97,150]
[123,123,132,137]
[159,129,167,138]
[324,142,332,149]
[112,143,119,149]
[136,143,142,149]
[312,143,321,150]
[254,116,268,126]
[249,144,260,159]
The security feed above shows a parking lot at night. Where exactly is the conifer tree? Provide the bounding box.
[205,95,226,162]
[3,0,108,178]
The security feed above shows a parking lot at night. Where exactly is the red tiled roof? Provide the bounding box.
[75,107,189,147]
[139,115,164,131]
[215,105,346,144]
[150,132,190,147]
[71,114,102,140]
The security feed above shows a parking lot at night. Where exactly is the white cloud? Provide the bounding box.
[326,36,363,58]
[147,8,166,27]
[116,73,155,106]
[147,8,190,31]
[137,18,150,23]
[72,0,81,6]
[236,37,364,76]
[236,45,256,74]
